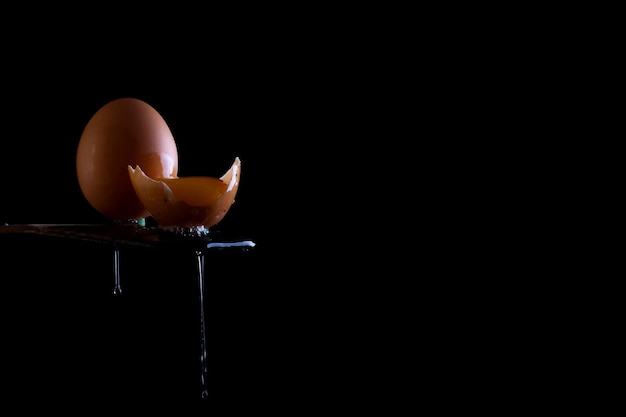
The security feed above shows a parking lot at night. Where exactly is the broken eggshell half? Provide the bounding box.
[128,157,241,231]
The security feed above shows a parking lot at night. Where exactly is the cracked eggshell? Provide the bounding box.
[128,157,241,229]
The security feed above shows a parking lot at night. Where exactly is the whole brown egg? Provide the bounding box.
[76,97,179,221]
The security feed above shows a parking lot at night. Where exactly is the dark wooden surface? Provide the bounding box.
[0,223,256,250]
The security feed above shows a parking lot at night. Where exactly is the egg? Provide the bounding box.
[128,157,241,230]
[76,98,179,221]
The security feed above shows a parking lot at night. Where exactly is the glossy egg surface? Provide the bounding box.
[76,98,179,221]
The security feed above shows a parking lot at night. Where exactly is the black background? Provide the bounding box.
[1,7,597,415]
[0,6,518,415]
[0,14,380,415]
